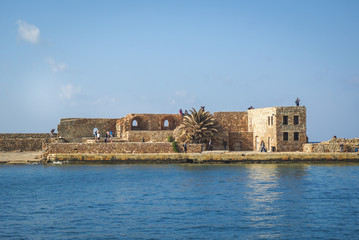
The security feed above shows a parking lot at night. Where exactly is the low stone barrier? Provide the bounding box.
[0,133,54,152]
[44,142,202,156]
[45,152,359,164]
[304,143,359,153]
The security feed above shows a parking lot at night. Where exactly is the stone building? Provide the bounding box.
[57,106,307,152]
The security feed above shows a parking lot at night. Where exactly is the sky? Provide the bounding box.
[0,0,358,141]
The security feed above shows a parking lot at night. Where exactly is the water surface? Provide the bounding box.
[1,164,359,239]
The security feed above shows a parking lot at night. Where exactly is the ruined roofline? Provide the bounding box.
[60,118,119,121]
[247,106,306,111]
[214,106,306,114]
[213,111,247,114]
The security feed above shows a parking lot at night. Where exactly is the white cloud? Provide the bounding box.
[17,20,40,44]
[59,84,81,100]
[175,90,187,97]
[46,57,67,72]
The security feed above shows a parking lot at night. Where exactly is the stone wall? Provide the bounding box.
[0,133,51,138]
[213,112,251,151]
[276,106,306,152]
[304,138,359,152]
[127,130,175,142]
[58,118,117,142]
[248,107,277,152]
[44,142,202,155]
[116,114,182,140]
[214,112,248,132]
[228,132,254,151]
[0,133,53,151]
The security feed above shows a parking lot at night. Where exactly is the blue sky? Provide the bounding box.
[0,0,358,141]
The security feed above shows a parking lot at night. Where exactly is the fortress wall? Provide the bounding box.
[0,134,54,151]
[58,118,117,142]
[44,142,202,155]
[248,107,277,151]
[228,132,254,151]
[0,133,51,139]
[127,130,175,142]
[304,138,359,153]
[276,106,306,152]
[119,114,182,131]
[213,112,248,132]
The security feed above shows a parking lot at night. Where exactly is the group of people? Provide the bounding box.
[94,130,113,143]
[179,109,189,116]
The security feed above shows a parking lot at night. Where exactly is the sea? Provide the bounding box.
[1,163,359,239]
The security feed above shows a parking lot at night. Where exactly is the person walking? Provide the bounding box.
[183,143,187,153]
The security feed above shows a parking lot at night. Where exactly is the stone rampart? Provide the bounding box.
[116,114,182,140]
[214,112,248,132]
[0,134,54,152]
[58,118,117,142]
[127,130,174,142]
[44,142,202,155]
[304,138,359,153]
[228,132,254,151]
[0,133,51,138]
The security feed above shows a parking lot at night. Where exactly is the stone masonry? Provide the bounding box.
[55,106,307,153]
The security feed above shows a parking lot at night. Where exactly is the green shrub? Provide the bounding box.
[167,135,174,142]
[172,141,179,153]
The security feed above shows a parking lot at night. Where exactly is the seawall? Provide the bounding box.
[45,151,359,164]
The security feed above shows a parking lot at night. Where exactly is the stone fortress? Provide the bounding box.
[55,106,307,153]
[1,105,358,155]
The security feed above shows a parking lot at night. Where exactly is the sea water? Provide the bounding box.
[1,164,359,239]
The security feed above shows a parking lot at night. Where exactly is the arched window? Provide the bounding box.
[132,119,138,127]
[161,117,175,130]
[131,117,142,130]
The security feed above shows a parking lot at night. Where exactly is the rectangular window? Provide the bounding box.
[283,116,288,125]
[268,116,271,125]
[271,116,274,125]
[283,132,288,141]
[294,116,299,125]
[294,132,299,141]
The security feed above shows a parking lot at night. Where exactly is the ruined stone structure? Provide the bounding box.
[304,137,359,153]
[0,133,54,152]
[57,118,117,142]
[56,106,306,152]
[116,114,182,142]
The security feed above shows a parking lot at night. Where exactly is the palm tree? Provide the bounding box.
[179,108,219,143]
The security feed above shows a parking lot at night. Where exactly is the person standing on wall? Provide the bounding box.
[295,98,300,106]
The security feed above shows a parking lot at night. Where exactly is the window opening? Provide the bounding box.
[294,116,299,125]
[268,116,271,126]
[271,116,274,125]
[294,132,299,141]
[132,119,138,127]
[164,120,169,127]
[283,116,288,125]
[283,132,288,141]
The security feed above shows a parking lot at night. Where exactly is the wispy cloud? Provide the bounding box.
[59,84,81,100]
[17,20,40,44]
[46,57,67,72]
[175,90,187,97]
[171,90,195,105]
